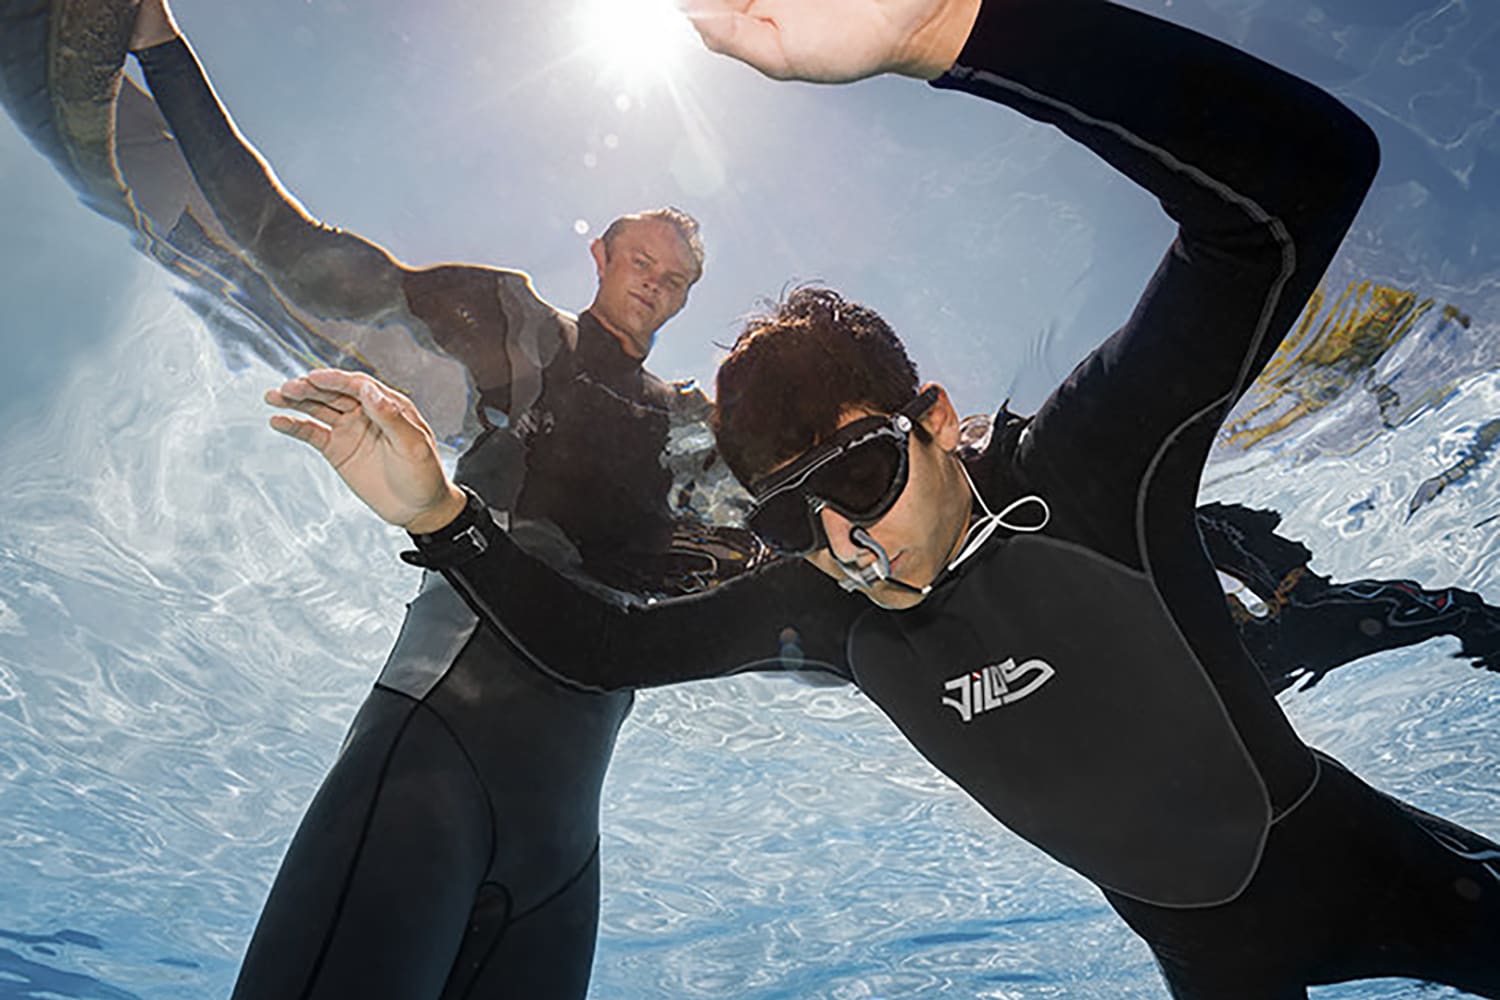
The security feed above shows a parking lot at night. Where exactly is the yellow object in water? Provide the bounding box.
[1221,279,1472,451]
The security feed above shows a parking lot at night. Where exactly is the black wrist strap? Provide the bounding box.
[400,487,496,569]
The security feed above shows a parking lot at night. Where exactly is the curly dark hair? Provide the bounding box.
[713,287,921,486]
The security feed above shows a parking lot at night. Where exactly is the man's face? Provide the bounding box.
[589,219,697,357]
[798,389,972,610]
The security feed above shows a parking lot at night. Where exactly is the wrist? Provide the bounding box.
[400,486,498,571]
[404,486,469,536]
[899,0,984,79]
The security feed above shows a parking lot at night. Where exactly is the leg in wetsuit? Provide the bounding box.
[1108,753,1500,1000]
[1201,502,1500,692]
[232,574,631,1000]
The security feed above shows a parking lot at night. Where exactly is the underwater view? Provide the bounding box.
[1,0,1497,996]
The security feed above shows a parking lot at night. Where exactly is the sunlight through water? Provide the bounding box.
[571,0,700,93]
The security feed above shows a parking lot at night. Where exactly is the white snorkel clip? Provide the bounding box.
[835,465,1051,597]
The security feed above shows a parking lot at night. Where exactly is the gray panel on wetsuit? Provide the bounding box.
[850,534,1271,908]
[377,571,480,701]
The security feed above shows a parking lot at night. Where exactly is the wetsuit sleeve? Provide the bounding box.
[134,38,562,409]
[420,508,864,693]
[134,38,408,323]
[932,0,1379,560]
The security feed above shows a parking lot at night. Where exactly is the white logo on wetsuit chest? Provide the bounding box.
[941,658,1055,723]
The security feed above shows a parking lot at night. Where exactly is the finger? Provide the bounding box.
[271,378,358,412]
[280,396,349,426]
[678,0,752,21]
[306,368,412,407]
[299,369,377,408]
[684,6,787,75]
[356,379,434,451]
[264,386,345,420]
[268,413,331,453]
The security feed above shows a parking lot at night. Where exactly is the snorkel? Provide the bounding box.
[834,524,920,594]
[835,461,1051,599]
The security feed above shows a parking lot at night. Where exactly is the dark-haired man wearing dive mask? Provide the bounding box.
[281,0,1500,994]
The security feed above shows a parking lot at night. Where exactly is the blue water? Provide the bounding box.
[1,0,1498,996]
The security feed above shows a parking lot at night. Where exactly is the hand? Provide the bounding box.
[683,0,981,82]
[266,369,467,534]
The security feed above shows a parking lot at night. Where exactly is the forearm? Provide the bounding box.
[405,494,859,692]
[134,38,405,320]
[935,0,1376,254]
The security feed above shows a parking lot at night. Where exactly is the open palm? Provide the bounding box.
[266,370,461,532]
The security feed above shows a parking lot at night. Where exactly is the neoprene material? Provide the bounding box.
[0,0,138,220]
[233,591,631,999]
[121,29,760,1000]
[430,2,1500,994]
[852,534,1270,906]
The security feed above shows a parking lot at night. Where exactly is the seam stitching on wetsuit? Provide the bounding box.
[297,692,424,1000]
[509,838,603,925]
[949,65,1306,897]
[1270,753,1322,825]
[946,66,1297,572]
[452,881,513,999]
[414,690,501,874]
[439,566,610,695]
[946,67,1297,582]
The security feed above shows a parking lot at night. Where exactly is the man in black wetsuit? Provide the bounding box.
[283,0,1500,995]
[126,2,767,997]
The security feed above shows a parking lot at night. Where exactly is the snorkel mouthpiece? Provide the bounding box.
[836,526,893,591]
[837,526,931,596]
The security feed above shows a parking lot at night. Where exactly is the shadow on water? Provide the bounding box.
[0,928,140,1000]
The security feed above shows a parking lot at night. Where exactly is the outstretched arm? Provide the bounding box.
[129,0,564,426]
[699,0,1377,557]
[267,369,865,692]
[129,0,407,323]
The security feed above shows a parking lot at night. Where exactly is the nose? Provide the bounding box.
[819,507,866,564]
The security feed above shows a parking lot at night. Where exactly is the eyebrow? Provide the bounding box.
[634,248,690,283]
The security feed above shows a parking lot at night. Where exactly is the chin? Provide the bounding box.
[869,585,929,611]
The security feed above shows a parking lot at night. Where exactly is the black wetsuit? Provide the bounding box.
[413,2,1500,996]
[1199,501,1500,691]
[133,38,761,1000]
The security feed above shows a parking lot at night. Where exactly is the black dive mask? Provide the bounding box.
[746,387,940,557]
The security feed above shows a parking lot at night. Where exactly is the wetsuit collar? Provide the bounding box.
[576,310,646,380]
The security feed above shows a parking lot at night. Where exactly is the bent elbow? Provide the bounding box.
[1337,110,1382,203]
[1314,105,1382,224]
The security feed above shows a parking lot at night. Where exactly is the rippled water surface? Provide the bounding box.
[1,0,1498,996]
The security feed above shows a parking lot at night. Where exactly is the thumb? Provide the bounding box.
[685,7,783,73]
[683,7,739,53]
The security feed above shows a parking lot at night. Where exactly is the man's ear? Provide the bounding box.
[589,237,608,278]
[922,383,962,451]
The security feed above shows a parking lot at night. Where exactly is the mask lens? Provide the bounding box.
[746,492,819,554]
[748,436,907,555]
[809,436,905,516]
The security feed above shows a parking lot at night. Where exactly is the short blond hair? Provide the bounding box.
[600,207,705,283]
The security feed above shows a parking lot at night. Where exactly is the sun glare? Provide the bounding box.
[574,0,699,88]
